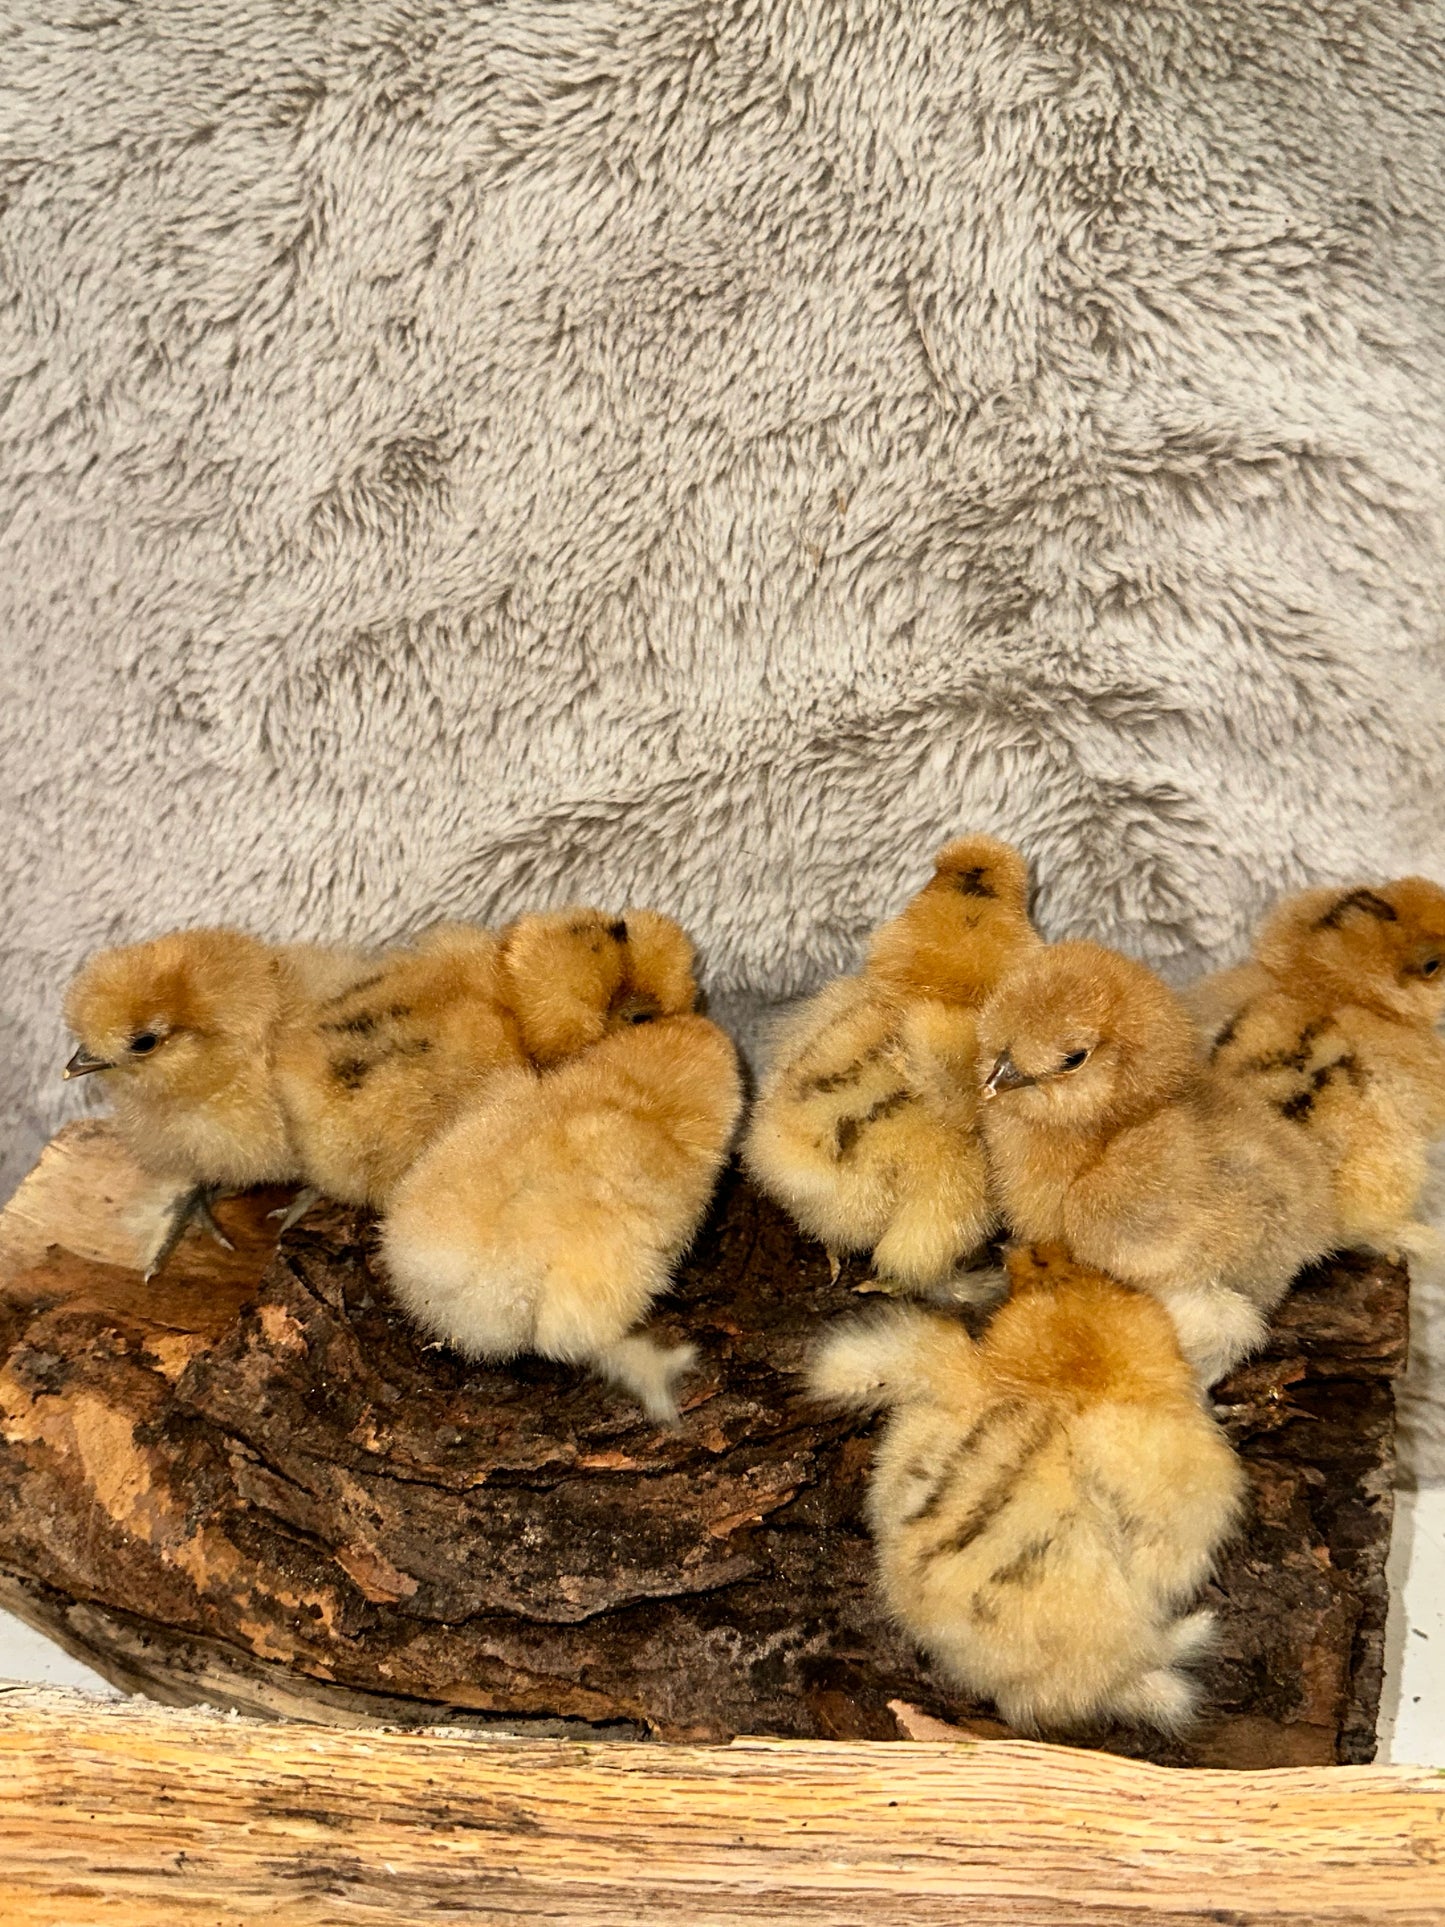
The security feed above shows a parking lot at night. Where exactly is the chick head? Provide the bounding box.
[1257,877,1445,1025]
[500,907,698,1065]
[866,832,1037,1003]
[614,908,698,1023]
[63,928,280,1095]
[977,941,1197,1129]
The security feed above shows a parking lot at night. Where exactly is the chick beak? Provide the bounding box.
[62,1046,112,1079]
[982,1050,1035,1100]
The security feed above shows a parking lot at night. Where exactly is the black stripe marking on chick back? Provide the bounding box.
[952,867,997,899]
[1082,1472,1148,1549]
[795,1038,894,1101]
[321,1001,414,1038]
[321,973,385,1008]
[330,1035,432,1090]
[1316,888,1398,929]
[834,1089,911,1159]
[1246,1016,1330,1075]
[1278,1050,1368,1122]
[1207,1007,1246,1062]
[900,1399,1028,1526]
[989,1534,1054,1588]
[926,1412,1058,1561]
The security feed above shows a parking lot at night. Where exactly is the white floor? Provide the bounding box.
[4,1486,1442,1757]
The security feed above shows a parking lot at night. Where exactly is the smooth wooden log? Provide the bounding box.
[0,1122,1407,1765]
[0,1689,1442,1925]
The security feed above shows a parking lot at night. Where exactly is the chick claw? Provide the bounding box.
[854,1273,903,1296]
[268,1187,321,1234]
[144,1185,234,1282]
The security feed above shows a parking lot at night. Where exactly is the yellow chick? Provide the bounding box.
[744,835,1041,1296]
[273,921,525,1216]
[497,907,700,1063]
[976,941,1335,1383]
[1191,878,1445,1260]
[809,1243,1244,1736]
[62,927,372,1275]
[382,935,742,1422]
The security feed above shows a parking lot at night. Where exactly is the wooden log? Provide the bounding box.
[0,1122,1407,1765]
[0,1688,1442,1925]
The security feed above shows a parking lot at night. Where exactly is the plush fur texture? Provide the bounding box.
[809,1243,1245,1735]
[3,4,1445,1450]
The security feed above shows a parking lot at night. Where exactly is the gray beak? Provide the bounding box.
[63,1046,112,1079]
[982,1050,1035,1099]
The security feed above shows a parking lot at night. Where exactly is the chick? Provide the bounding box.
[1189,879,1445,1261]
[62,926,373,1275]
[744,835,1041,1296]
[809,1243,1244,1736]
[382,919,741,1421]
[273,921,525,1215]
[496,906,700,1063]
[976,941,1335,1384]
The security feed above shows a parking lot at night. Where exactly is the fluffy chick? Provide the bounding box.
[273,922,526,1214]
[1189,879,1445,1261]
[744,835,1040,1295]
[810,1243,1243,1736]
[382,1001,742,1423]
[977,941,1335,1383]
[63,927,374,1273]
[497,907,699,1063]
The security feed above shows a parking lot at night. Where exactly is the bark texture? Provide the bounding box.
[0,1124,1405,1765]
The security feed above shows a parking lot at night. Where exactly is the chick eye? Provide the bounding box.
[627,1008,656,1026]
[1423,958,1442,978]
[1060,1048,1091,1072]
[128,1032,160,1055]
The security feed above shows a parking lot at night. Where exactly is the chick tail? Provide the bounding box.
[1110,1611,1216,1736]
[594,1333,698,1426]
[807,1307,946,1411]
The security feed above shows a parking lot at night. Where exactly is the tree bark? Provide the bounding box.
[0,1122,1405,1765]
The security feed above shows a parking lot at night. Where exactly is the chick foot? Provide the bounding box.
[269,1186,322,1234]
[145,1184,234,1282]
[595,1334,698,1426]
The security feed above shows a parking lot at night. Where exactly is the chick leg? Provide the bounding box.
[269,1186,322,1233]
[594,1334,698,1426]
[144,1184,234,1282]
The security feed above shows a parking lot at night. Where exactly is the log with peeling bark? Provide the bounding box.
[0,1121,1406,1765]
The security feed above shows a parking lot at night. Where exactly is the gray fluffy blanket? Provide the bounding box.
[3,1,1444,1460]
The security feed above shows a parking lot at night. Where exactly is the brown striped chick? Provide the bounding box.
[1190,879,1445,1263]
[809,1243,1243,1736]
[62,926,373,1275]
[382,992,742,1424]
[977,942,1335,1385]
[744,835,1041,1297]
[273,922,525,1218]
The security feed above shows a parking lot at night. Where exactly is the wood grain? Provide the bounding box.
[0,1122,1408,1764]
[0,1690,1442,1925]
